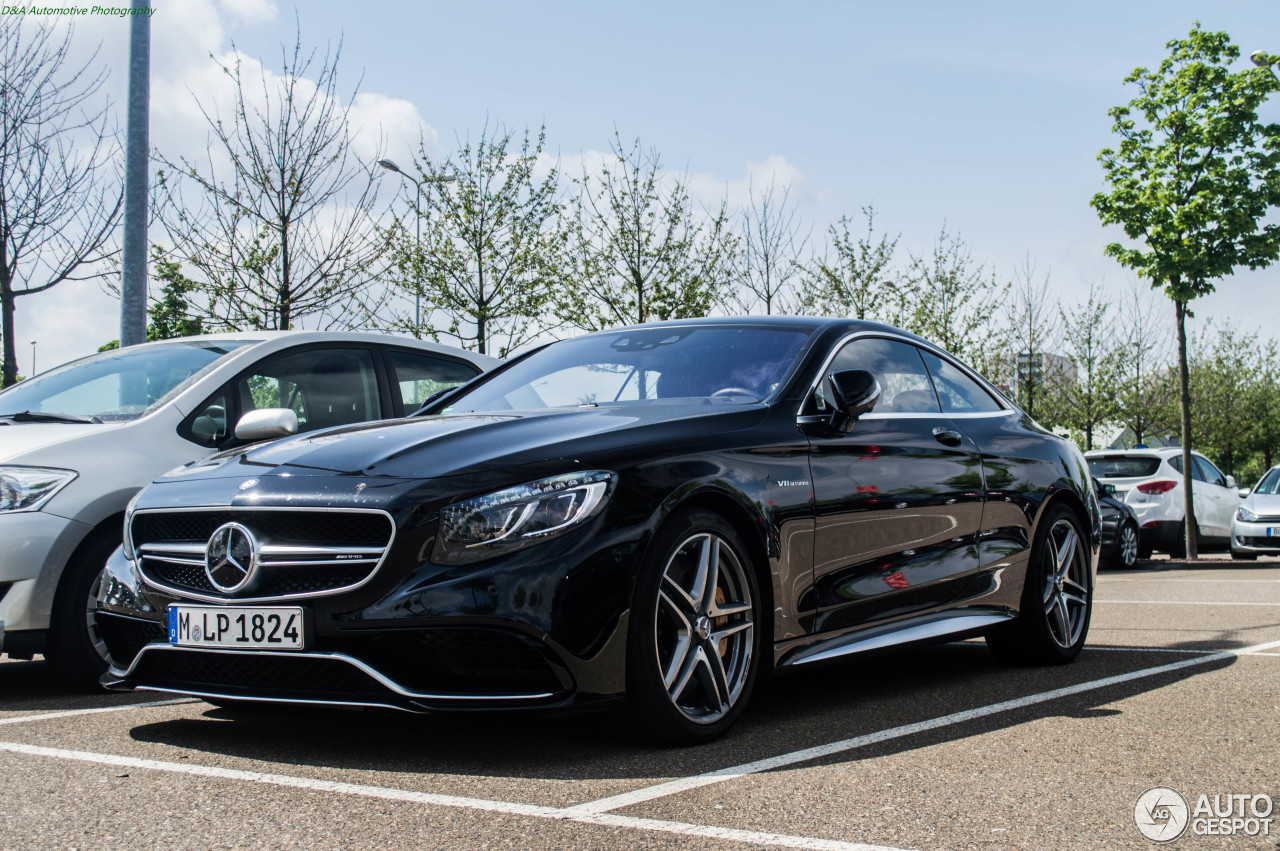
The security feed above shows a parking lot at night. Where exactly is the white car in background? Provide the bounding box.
[1085,447,1241,558]
[1231,465,1280,560]
[0,331,497,687]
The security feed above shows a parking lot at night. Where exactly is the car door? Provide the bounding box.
[1169,455,1214,536]
[1193,455,1234,537]
[804,335,985,634]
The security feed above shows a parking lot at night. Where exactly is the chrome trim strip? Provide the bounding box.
[140,542,206,555]
[782,610,1014,667]
[134,685,420,714]
[119,643,558,703]
[131,506,397,605]
[140,554,206,567]
[259,544,386,557]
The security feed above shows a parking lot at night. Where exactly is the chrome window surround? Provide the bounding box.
[129,506,397,605]
[796,330,1017,426]
[117,643,558,704]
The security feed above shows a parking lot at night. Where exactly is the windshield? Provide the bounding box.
[443,326,813,413]
[1087,455,1162,479]
[1255,468,1280,495]
[0,340,252,423]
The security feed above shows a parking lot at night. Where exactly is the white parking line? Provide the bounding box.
[1086,645,1217,654]
[1101,578,1280,583]
[0,741,913,851]
[1093,599,1280,606]
[566,637,1280,816]
[0,698,199,727]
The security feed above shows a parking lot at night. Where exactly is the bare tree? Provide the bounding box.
[1114,278,1174,447]
[380,124,563,357]
[796,206,901,323]
[902,223,1007,370]
[728,178,808,315]
[0,21,121,386]
[558,132,736,331]
[154,28,383,332]
[1004,257,1060,422]
[1057,282,1121,451]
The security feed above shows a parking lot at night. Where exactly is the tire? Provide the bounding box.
[1231,549,1257,561]
[44,530,120,690]
[1169,520,1187,559]
[625,508,761,745]
[1115,522,1140,569]
[1137,543,1153,561]
[986,504,1092,665]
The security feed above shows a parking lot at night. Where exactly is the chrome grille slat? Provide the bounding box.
[131,507,396,603]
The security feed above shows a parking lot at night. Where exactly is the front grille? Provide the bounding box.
[340,628,564,694]
[98,612,167,667]
[132,509,394,601]
[132,650,387,701]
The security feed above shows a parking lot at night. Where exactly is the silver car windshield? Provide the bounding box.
[1255,468,1280,495]
[444,326,812,412]
[0,340,252,423]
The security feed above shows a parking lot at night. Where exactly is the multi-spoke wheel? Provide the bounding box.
[627,509,760,743]
[986,504,1092,664]
[1114,521,1139,569]
[45,530,119,690]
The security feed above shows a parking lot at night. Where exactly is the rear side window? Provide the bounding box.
[1088,456,1162,478]
[1194,456,1227,488]
[388,350,481,411]
[920,351,1003,413]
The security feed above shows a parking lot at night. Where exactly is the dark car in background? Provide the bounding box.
[96,318,1100,743]
[1094,478,1140,569]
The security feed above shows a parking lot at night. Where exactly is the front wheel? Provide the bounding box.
[987,504,1092,664]
[626,509,761,744]
[44,532,119,690]
[1230,549,1257,561]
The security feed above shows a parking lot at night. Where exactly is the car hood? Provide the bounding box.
[0,420,131,463]
[160,403,769,483]
[1244,493,1280,516]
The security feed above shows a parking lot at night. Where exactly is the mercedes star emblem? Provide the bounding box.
[205,522,259,593]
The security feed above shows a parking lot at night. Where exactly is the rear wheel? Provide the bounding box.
[626,509,761,744]
[1115,522,1140,569]
[987,504,1092,664]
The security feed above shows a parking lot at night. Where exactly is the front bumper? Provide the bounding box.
[0,510,93,636]
[1231,519,1280,554]
[96,522,635,713]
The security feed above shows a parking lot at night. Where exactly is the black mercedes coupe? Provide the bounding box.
[97,318,1100,742]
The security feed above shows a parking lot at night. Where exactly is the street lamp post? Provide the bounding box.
[377,159,457,338]
[30,341,35,377]
[1251,50,1280,82]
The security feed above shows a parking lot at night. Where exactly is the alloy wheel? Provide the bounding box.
[653,532,754,724]
[1118,523,1139,567]
[1042,518,1090,648]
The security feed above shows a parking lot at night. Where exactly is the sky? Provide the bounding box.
[11,0,1280,375]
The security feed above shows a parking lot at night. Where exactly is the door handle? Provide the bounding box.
[932,428,963,447]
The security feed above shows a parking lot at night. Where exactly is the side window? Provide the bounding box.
[920,351,1003,414]
[389,350,481,411]
[806,337,939,415]
[1194,456,1227,488]
[236,348,382,434]
[1170,455,1204,482]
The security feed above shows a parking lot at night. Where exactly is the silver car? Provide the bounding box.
[1231,465,1280,560]
[0,331,497,686]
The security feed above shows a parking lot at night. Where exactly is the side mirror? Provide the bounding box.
[826,369,880,434]
[1239,488,1252,499]
[1101,483,1117,498]
[234,408,299,442]
[1225,475,1237,489]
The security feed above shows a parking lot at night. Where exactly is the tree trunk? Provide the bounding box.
[1175,298,1197,560]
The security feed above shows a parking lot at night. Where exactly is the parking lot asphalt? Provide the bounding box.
[2,554,1278,851]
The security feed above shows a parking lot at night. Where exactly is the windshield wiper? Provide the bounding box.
[0,410,102,424]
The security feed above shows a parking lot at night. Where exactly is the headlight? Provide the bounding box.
[0,466,77,513]
[121,490,144,560]
[1237,506,1258,523]
[433,471,616,564]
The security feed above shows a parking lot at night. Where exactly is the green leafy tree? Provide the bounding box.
[1243,339,1280,484]
[558,132,736,331]
[796,206,901,323]
[1091,23,1280,557]
[381,124,562,357]
[98,250,204,350]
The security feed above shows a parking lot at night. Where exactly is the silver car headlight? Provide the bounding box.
[1237,506,1258,523]
[0,466,77,513]
[433,471,616,564]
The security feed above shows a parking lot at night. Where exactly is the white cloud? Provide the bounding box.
[349,91,438,164]
[219,0,278,26]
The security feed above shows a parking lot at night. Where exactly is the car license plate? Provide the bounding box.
[168,605,304,650]
[1269,528,1279,538]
